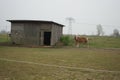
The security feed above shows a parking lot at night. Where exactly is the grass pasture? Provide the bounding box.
[0,34,120,80]
[0,47,120,80]
[0,34,10,43]
[88,36,120,48]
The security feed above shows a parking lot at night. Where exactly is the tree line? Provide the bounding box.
[96,24,119,37]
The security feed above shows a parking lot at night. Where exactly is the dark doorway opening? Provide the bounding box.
[44,32,51,45]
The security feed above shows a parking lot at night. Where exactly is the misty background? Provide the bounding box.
[0,0,120,35]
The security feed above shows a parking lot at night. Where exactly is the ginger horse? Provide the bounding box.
[74,35,89,47]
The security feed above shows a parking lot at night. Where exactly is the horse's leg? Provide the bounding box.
[85,41,89,48]
[76,42,79,47]
[86,38,89,48]
[77,43,79,47]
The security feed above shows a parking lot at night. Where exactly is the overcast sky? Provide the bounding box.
[0,0,120,35]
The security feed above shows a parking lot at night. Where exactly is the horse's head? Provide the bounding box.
[74,35,78,40]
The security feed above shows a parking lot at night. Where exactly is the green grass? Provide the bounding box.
[0,47,120,80]
[0,34,120,79]
[0,34,120,48]
[0,34,10,43]
[87,36,120,48]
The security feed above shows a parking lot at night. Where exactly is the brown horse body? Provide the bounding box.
[74,35,88,47]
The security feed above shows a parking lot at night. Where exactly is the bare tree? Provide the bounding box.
[113,29,119,37]
[96,24,104,36]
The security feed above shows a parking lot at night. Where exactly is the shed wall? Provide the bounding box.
[11,22,63,46]
[51,24,63,45]
[24,23,39,45]
[11,23,24,44]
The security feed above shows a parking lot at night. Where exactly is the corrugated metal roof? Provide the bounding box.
[7,20,64,27]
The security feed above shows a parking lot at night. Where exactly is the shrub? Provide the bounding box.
[60,35,74,46]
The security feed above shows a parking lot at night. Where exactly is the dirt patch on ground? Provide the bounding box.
[0,42,53,48]
[0,42,13,46]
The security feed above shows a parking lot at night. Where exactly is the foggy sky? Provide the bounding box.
[0,0,120,35]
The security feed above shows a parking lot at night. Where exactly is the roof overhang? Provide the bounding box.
[7,20,64,27]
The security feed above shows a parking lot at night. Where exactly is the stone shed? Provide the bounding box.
[7,20,64,46]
